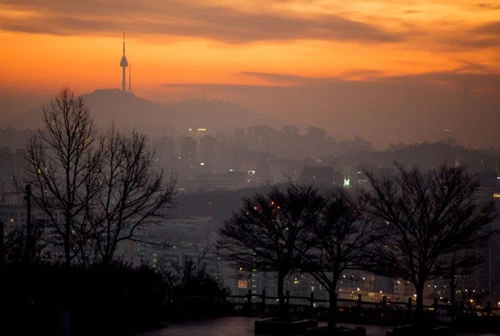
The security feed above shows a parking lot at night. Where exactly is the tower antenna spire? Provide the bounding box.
[119,32,128,91]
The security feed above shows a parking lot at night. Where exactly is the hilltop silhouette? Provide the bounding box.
[5,89,282,137]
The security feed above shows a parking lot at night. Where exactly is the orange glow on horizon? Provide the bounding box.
[0,0,499,100]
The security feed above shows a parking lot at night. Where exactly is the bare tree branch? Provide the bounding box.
[361,163,497,327]
[18,88,100,268]
[90,126,176,266]
[217,183,326,318]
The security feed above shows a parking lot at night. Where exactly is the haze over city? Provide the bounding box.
[1,0,500,148]
[2,3,500,336]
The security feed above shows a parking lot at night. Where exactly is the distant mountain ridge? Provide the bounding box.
[5,89,281,137]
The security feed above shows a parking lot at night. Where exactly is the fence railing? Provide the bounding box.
[224,289,500,318]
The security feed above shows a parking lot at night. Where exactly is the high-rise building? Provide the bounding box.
[180,135,198,168]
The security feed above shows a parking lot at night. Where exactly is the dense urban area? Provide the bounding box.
[0,89,499,335]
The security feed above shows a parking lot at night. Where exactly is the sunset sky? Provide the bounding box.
[1,0,499,147]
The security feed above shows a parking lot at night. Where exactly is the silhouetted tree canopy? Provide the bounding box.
[18,88,176,267]
[86,126,176,266]
[307,187,372,328]
[217,183,326,318]
[362,163,497,327]
[20,88,101,268]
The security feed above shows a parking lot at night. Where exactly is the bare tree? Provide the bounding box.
[18,89,176,268]
[362,164,496,328]
[218,183,326,318]
[306,187,371,329]
[89,127,176,266]
[20,88,101,268]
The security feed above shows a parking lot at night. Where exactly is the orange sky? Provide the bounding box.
[1,1,499,148]
[1,0,499,101]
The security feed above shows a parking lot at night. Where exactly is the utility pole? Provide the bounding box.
[24,184,33,266]
[0,220,4,269]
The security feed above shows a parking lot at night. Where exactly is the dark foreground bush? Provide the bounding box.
[164,273,233,319]
[0,263,167,335]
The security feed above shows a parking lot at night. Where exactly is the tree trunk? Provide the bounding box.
[64,224,71,269]
[24,184,33,267]
[101,239,116,267]
[101,254,111,267]
[327,274,340,329]
[415,283,425,330]
[328,291,338,329]
[449,259,457,323]
[278,270,287,320]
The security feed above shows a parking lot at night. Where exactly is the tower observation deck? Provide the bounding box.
[120,32,128,92]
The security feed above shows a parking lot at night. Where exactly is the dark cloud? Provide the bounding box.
[238,72,321,85]
[476,3,500,10]
[340,69,384,79]
[457,60,498,73]
[237,70,385,86]
[432,20,500,51]
[160,83,272,90]
[0,1,402,43]
[438,37,499,51]
[473,21,500,35]
[1,15,121,36]
[162,69,500,92]
[379,69,500,91]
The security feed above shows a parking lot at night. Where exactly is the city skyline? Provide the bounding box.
[1,0,499,148]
